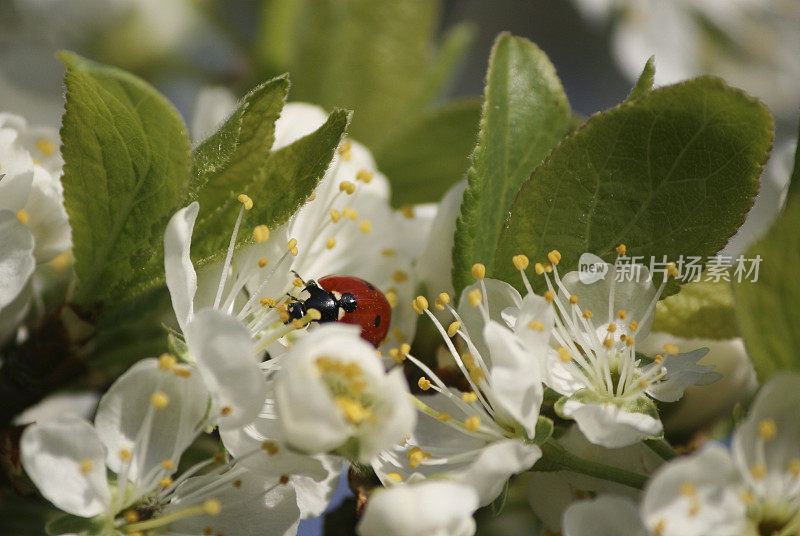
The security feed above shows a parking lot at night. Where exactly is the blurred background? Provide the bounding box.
[1,1,797,534]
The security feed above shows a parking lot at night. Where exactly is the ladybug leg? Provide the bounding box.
[290,270,307,285]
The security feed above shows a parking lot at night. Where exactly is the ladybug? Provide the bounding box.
[286,275,392,347]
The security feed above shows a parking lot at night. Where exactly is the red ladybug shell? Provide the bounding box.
[318,275,391,347]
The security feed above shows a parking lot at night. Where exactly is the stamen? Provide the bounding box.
[252,225,270,243]
[547,250,562,265]
[237,194,253,210]
[326,238,337,249]
[392,270,409,283]
[464,415,481,432]
[757,419,777,441]
[258,257,268,268]
[79,459,93,475]
[358,220,372,233]
[471,263,486,280]
[467,289,482,307]
[417,377,432,391]
[663,343,679,354]
[356,169,373,183]
[447,321,461,338]
[512,254,529,271]
[16,209,29,225]
[158,353,177,371]
[615,244,627,255]
[36,138,55,156]
[330,209,341,223]
[150,392,170,409]
[387,472,403,482]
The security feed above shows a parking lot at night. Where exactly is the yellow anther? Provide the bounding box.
[471,263,486,280]
[326,237,337,249]
[119,448,132,461]
[467,289,482,307]
[534,262,545,275]
[387,472,403,482]
[758,419,777,441]
[342,207,358,220]
[469,367,485,382]
[616,244,627,255]
[159,477,173,488]
[750,463,767,479]
[528,320,544,331]
[349,379,367,395]
[293,277,304,288]
[51,251,71,271]
[407,447,430,468]
[381,248,396,257]
[653,519,666,536]
[124,510,140,523]
[220,406,232,416]
[335,396,372,424]
[618,310,627,319]
[36,138,55,156]
[544,290,555,303]
[513,254,530,271]
[16,209,29,225]
[638,379,649,388]
[603,337,614,349]
[330,209,341,223]
[339,181,356,195]
[544,263,553,273]
[261,441,279,455]
[399,205,415,219]
[150,391,170,409]
[438,292,451,305]
[582,309,594,319]
[358,220,372,233]
[741,490,755,505]
[392,270,409,283]
[434,298,445,310]
[257,257,269,268]
[417,377,432,391]
[679,481,697,496]
[666,262,679,277]
[414,296,429,313]
[629,321,639,331]
[286,238,298,251]
[385,289,399,308]
[557,346,572,363]
[338,140,352,160]
[464,415,481,432]
[461,392,478,403]
[400,343,411,356]
[654,354,664,364]
[388,348,404,363]
[788,459,800,477]
[237,194,253,210]
[213,453,225,463]
[447,321,461,338]
[79,459,93,474]
[232,479,242,488]
[173,367,192,378]
[158,353,177,371]
[607,323,617,333]
[461,353,475,368]
[161,459,174,470]
[291,247,299,256]
[356,169,374,183]
[569,295,578,305]
[547,250,562,265]
[252,225,270,243]
[203,499,222,516]
[437,413,451,422]
[663,343,679,354]
[260,297,276,307]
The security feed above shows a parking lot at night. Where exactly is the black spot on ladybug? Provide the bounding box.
[374,315,381,327]
[366,283,375,290]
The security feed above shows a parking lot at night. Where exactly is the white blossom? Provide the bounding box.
[358,480,479,536]
[562,495,648,536]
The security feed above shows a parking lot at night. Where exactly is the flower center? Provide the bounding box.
[315,356,376,425]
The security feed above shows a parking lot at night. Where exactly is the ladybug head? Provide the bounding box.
[287,301,306,321]
[339,292,357,313]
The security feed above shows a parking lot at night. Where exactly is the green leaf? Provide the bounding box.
[494,77,773,295]
[190,75,289,207]
[59,51,190,306]
[732,133,800,380]
[491,479,509,517]
[627,55,655,102]
[287,0,459,146]
[652,278,738,339]
[191,109,351,265]
[452,33,571,296]
[375,99,481,207]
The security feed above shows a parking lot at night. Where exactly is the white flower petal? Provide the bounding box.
[733,374,800,490]
[645,348,720,402]
[20,416,110,517]
[94,358,208,483]
[168,467,301,536]
[272,102,329,150]
[185,308,268,428]
[357,480,478,536]
[291,458,345,519]
[457,279,522,361]
[0,210,35,308]
[559,398,662,448]
[164,202,199,334]
[642,444,746,536]
[483,321,543,437]
[14,391,99,426]
[563,495,648,536]
[24,164,70,263]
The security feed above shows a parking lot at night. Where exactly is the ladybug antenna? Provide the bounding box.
[290,270,306,285]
